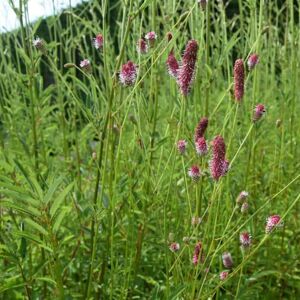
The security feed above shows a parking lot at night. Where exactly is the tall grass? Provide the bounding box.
[0,0,299,299]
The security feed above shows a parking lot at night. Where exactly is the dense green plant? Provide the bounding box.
[0,0,299,299]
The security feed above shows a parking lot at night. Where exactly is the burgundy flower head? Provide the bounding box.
[253,104,266,122]
[194,117,208,142]
[177,139,187,154]
[137,38,148,54]
[241,202,249,214]
[222,252,233,269]
[169,242,180,252]
[220,271,229,281]
[193,242,204,265]
[236,191,249,204]
[80,59,92,73]
[119,61,138,86]
[145,31,157,47]
[265,215,282,233]
[93,34,104,49]
[234,59,245,102]
[195,137,208,156]
[166,50,179,78]
[210,136,229,180]
[240,231,252,248]
[188,165,201,182]
[248,54,259,70]
[177,39,198,96]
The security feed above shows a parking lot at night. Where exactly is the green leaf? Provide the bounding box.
[44,176,64,204]
[36,277,57,286]
[52,207,71,233]
[0,200,41,217]
[50,182,74,218]
[13,231,53,253]
[24,218,48,236]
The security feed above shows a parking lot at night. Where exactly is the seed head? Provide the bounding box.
[137,38,148,54]
[188,165,201,182]
[248,54,259,70]
[194,117,208,142]
[177,139,187,154]
[195,137,208,156]
[220,271,229,281]
[253,104,266,122]
[222,252,233,269]
[236,191,249,204]
[119,61,138,86]
[177,40,198,96]
[265,215,282,234]
[234,59,245,102]
[240,231,252,248]
[169,242,180,252]
[80,59,92,73]
[166,50,179,78]
[93,34,104,49]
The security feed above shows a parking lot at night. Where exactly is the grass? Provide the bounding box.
[0,0,299,299]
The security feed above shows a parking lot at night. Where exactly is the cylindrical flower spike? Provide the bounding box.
[93,34,104,50]
[177,140,187,154]
[119,61,138,86]
[192,242,204,265]
[248,54,259,70]
[188,165,201,182]
[240,231,252,248]
[253,104,266,122]
[241,202,249,214]
[194,117,208,142]
[166,50,179,78]
[234,59,245,102]
[177,40,198,96]
[265,215,282,233]
[210,136,230,180]
[220,271,229,281]
[222,252,233,269]
[137,38,148,54]
[236,191,249,204]
[145,31,157,47]
[80,59,92,73]
[169,242,180,252]
[195,137,208,156]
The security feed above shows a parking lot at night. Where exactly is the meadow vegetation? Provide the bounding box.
[0,0,299,299]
